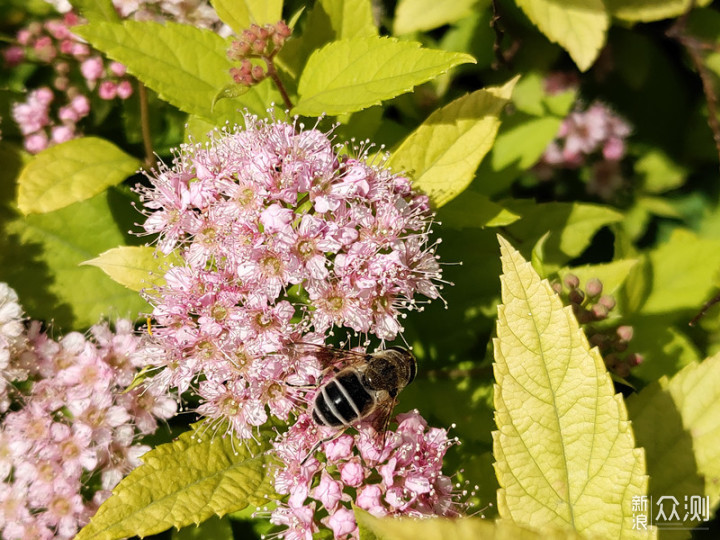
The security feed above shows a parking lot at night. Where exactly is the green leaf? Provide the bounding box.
[393,0,480,35]
[355,508,587,539]
[387,78,515,207]
[629,352,720,518]
[73,21,276,122]
[82,246,180,291]
[504,201,624,265]
[606,0,712,23]
[640,229,720,314]
[174,515,233,540]
[17,137,140,215]
[489,115,561,171]
[493,236,649,538]
[277,0,377,79]
[69,0,120,22]
[635,149,687,194]
[210,0,283,34]
[0,191,148,329]
[514,0,608,71]
[294,36,475,116]
[437,191,520,228]
[627,317,700,385]
[75,425,278,540]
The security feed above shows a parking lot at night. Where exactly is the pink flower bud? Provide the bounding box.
[81,57,104,82]
[70,94,90,116]
[109,62,127,77]
[71,42,90,58]
[3,46,25,66]
[25,131,49,154]
[51,125,75,144]
[586,278,603,297]
[116,80,133,100]
[98,80,117,100]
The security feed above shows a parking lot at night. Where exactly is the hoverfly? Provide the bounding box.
[290,344,417,441]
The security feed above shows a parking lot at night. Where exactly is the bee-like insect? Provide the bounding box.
[295,345,417,436]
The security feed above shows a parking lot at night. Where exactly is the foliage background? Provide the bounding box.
[2,0,720,538]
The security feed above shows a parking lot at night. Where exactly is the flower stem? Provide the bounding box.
[264,57,294,111]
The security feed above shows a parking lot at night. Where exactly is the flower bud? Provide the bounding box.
[616,325,633,342]
[591,303,608,320]
[563,274,580,290]
[598,295,615,310]
[585,278,603,297]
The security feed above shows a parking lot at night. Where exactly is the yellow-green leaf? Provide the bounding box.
[75,426,277,540]
[606,0,712,22]
[393,0,479,35]
[17,137,140,215]
[210,0,283,34]
[493,236,650,538]
[294,36,475,116]
[628,351,720,524]
[82,246,180,291]
[640,229,720,314]
[514,0,608,71]
[388,78,516,207]
[355,508,587,540]
[74,21,278,123]
[437,191,521,228]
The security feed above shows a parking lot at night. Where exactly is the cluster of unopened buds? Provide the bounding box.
[3,11,133,153]
[0,283,176,539]
[227,21,292,86]
[553,274,642,377]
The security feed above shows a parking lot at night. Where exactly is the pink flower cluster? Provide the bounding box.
[4,12,133,153]
[542,101,631,168]
[267,411,460,539]
[136,115,443,439]
[0,284,176,540]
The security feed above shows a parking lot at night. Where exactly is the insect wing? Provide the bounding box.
[287,343,369,371]
[362,393,397,448]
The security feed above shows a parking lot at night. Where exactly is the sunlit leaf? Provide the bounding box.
[74,21,276,123]
[0,191,148,329]
[210,0,283,34]
[82,246,180,291]
[640,229,720,314]
[514,0,608,71]
[437,191,520,228]
[393,0,480,35]
[388,78,516,207]
[294,36,475,116]
[629,351,720,513]
[606,0,712,23]
[493,236,650,538]
[76,426,277,540]
[17,137,140,214]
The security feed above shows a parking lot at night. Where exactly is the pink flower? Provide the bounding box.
[325,506,356,538]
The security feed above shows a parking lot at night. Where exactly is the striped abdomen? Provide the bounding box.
[312,369,375,427]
